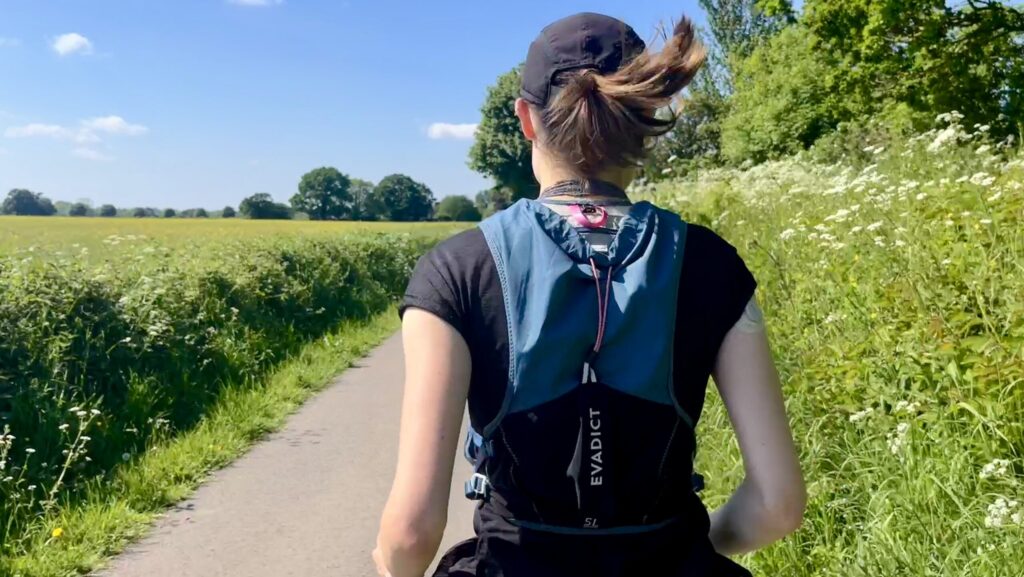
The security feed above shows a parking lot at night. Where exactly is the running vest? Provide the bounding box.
[464,198,700,533]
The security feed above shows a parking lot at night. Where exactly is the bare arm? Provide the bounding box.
[374,309,471,577]
[708,298,806,556]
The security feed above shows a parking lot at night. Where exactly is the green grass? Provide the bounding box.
[638,118,1023,576]
[1,308,399,577]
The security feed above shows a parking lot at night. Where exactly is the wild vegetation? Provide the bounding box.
[0,222,455,568]
[636,114,1024,576]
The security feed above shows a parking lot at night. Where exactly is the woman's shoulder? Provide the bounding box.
[420,226,492,275]
[683,222,744,260]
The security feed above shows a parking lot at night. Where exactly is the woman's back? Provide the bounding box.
[402,191,756,575]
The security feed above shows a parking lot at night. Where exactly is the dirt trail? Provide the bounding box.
[97,334,476,577]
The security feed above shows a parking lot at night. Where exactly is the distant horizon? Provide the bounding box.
[0,0,706,210]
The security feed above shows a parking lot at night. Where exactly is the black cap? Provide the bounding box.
[521,12,646,107]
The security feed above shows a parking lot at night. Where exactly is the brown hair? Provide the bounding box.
[538,17,706,175]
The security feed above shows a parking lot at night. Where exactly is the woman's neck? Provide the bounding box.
[532,154,635,193]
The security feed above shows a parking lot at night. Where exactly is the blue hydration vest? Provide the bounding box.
[464,198,700,534]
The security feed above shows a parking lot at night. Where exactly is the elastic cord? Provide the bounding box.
[589,258,614,354]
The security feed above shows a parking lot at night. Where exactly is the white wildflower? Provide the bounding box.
[866,221,884,232]
[987,191,1002,202]
[58,424,70,432]
[780,229,796,240]
[986,497,1013,528]
[976,144,992,155]
[76,410,88,418]
[90,409,101,416]
[969,172,996,187]
[894,239,906,247]
[849,407,874,423]
[887,422,910,456]
[956,176,970,184]
[661,167,673,175]
[980,219,992,225]
[894,401,920,414]
[25,448,35,454]
[928,126,959,151]
[941,258,952,266]
[980,459,1011,480]
[122,452,131,462]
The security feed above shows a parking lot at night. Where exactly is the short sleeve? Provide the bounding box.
[703,233,757,343]
[400,252,466,335]
[677,225,758,370]
[398,228,494,344]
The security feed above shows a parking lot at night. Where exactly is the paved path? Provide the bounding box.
[98,334,476,577]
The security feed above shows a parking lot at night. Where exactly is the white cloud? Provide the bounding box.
[82,116,148,136]
[427,122,478,140]
[227,0,284,5]
[5,116,147,144]
[72,147,114,162]
[52,33,93,56]
[0,38,20,48]
[5,123,72,139]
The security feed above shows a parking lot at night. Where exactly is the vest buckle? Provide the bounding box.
[465,473,491,501]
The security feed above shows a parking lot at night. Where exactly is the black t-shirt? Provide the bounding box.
[400,221,756,433]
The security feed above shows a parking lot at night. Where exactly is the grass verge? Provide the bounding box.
[2,308,399,577]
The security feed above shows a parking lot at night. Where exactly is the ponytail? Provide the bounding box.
[540,17,706,175]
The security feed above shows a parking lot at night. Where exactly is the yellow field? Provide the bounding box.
[0,216,466,255]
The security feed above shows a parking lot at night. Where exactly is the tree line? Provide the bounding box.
[469,0,1024,208]
[1,168,482,222]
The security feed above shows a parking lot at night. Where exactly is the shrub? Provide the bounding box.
[0,232,439,552]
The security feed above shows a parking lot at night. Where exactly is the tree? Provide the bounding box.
[370,175,435,222]
[468,68,538,206]
[349,179,384,221]
[435,195,483,222]
[1,189,58,216]
[99,204,118,217]
[720,25,838,163]
[239,193,292,220]
[291,167,352,220]
[132,207,155,218]
[700,0,793,67]
[222,206,236,218]
[801,0,1024,138]
[163,208,177,218]
[195,208,208,218]
[69,203,91,217]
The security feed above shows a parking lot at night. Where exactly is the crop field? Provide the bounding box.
[637,117,1024,576]
[0,217,464,257]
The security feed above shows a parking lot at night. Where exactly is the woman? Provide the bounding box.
[375,12,805,577]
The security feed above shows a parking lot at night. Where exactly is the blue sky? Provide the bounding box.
[0,0,706,210]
